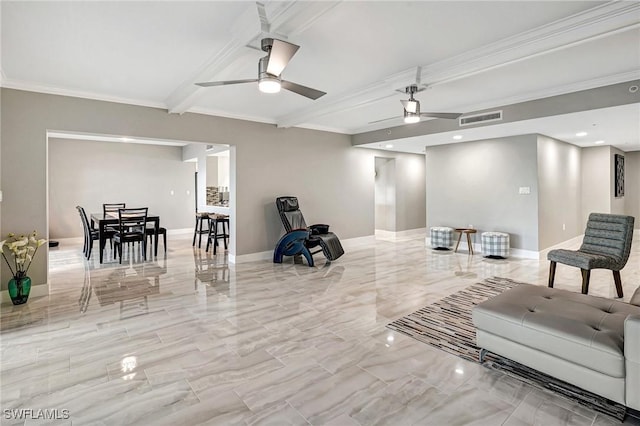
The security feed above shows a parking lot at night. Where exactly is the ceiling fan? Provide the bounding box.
[370,84,462,124]
[195,37,326,100]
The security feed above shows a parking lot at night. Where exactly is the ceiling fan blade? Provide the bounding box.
[368,116,401,124]
[266,39,300,77]
[420,112,463,120]
[281,80,326,100]
[195,79,257,87]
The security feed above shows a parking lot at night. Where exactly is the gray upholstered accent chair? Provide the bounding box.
[548,213,635,298]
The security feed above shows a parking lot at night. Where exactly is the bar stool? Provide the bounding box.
[206,214,229,255]
[192,212,210,248]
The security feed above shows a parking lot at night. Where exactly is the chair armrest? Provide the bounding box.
[309,224,329,235]
[625,314,640,410]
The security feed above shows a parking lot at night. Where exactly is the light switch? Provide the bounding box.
[519,186,531,195]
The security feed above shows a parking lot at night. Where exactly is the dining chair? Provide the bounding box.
[103,203,126,216]
[76,206,99,260]
[145,225,167,255]
[113,207,148,263]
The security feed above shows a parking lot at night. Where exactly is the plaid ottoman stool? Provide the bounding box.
[430,227,454,250]
[481,232,510,258]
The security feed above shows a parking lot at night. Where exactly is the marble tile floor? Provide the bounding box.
[1,232,640,425]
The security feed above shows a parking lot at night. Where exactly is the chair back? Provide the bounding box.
[276,196,307,232]
[117,207,148,237]
[104,203,126,216]
[76,205,91,236]
[580,213,635,268]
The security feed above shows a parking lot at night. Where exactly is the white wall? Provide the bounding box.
[48,138,195,238]
[536,135,582,249]
[206,156,218,187]
[426,135,540,250]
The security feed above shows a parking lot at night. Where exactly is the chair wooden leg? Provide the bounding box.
[581,269,590,294]
[548,261,556,288]
[163,232,167,253]
[612,270,624,298]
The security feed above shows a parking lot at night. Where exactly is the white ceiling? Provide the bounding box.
[1,1,639,152]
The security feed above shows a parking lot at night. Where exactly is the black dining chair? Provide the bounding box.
[113,207,148,263]
[145,225,167,255]
[76,206,99,260]
[103,203,126,216]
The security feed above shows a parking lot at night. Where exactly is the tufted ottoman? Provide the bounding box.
[472,284,640,410]
[430,226,454,250]
[481,231,510,258]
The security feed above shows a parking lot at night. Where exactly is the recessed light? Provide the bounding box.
[385,144,394,149]
[452,135,463,140]
[576,132,588,137]
[120,137,134,142]
[594,140,605,144]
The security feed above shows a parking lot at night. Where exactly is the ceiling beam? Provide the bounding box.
[165,1,341,114]
[275,1,640,128]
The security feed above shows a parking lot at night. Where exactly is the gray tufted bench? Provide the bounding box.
[472,284,640,410]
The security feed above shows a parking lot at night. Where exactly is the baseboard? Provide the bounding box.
[537,234,584,260]
[0,283,50,305]
[167,228,192,235]
[375,228,426,240]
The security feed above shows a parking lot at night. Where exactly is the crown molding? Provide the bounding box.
[276,1,640,129]
[0,78,166,110]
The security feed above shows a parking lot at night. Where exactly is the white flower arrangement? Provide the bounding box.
[0,231,47,279]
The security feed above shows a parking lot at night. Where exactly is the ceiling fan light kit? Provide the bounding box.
[404,110,420,124]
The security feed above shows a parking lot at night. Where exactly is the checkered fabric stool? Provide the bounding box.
[481,232,510,258]
[430,227,454,250]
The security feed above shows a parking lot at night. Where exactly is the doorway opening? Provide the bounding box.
[374,157,397,235]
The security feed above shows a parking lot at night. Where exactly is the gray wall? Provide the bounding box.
[395,153,427,232]
[625,151,640,228]
[206,156,218,187]
[536,135,582,249]
[425,135,539,250]
[48,138,194,238]
[0,88,426,290]
[581,146,611,225]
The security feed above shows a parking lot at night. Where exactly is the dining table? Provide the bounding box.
[90,212,161,263]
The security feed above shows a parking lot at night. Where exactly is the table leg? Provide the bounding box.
[99,222,105,263]
[154,219,159,258]
[454,232,463,253]
[466,232,474,255]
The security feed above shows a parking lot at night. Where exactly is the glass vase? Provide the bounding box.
[8,275,31,305]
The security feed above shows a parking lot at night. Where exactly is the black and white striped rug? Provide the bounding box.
[387,276,627,421]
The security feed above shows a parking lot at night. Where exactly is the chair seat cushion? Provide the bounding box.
[547,249,618,270]
[473,284,640,377]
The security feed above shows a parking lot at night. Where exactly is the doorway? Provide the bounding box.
[374,157,396,233]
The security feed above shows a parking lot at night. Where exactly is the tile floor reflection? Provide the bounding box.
[1,232,639,425]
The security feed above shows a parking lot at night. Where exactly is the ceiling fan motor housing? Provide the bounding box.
[261,37,274,52]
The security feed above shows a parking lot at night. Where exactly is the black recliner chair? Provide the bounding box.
[274,196,344,267]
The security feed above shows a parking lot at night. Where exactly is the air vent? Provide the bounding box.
[459,110,503,126]
[205,144,215,151]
